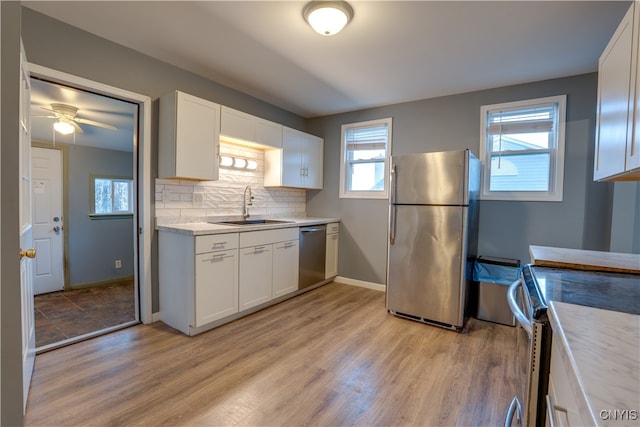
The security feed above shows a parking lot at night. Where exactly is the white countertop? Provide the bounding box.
[156,217,340,236]
[548,301,640,426]
[530,245,640,274]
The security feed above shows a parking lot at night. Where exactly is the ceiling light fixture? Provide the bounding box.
[303,1,354,36]
[53,119,74,135]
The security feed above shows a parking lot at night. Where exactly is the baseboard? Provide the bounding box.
[335,276,386,292]
[151,312,163,323]
[69,275,134,290]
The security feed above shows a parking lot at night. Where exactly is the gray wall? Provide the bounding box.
[307,74,612,284]
[1,2,26,424]
[610,182,640,253]
[67,145,134,287]
[21,7,307,312]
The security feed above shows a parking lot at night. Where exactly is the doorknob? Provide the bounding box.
[53,226,61,232]
[19,248,36,259]
[53,216,60,222]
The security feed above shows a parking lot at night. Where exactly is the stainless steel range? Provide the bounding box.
[505,264,640,427]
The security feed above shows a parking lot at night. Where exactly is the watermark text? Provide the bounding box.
[600,409,638,421]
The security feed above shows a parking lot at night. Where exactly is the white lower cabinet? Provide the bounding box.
[239,227,300,310]
[325,222,339,279]
[273,239,299,298]
[546,338,586,427]
[239,245,273,311]
[159,231,239,335]
[195,250,238,327]
[160,226,304,336]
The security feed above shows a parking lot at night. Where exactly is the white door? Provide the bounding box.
[19,41,36,413]
[32,147,64,295]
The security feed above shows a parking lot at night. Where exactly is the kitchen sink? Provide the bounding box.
[212,219,294,226]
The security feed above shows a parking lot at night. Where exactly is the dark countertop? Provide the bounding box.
[529,265,640,316]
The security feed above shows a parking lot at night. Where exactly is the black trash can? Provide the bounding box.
[473,256,521,326]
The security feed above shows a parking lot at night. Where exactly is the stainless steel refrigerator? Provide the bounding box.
[386,149,480,330]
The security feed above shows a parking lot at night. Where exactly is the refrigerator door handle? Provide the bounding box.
[390,164,397,204]
[389,205,396,245]
[389,164,397,245]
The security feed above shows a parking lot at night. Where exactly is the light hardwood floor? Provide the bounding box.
[25,282,517,426]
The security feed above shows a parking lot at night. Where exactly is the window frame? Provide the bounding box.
[90,174,134,218]
[479,95,566,202]
[339,117,393,199]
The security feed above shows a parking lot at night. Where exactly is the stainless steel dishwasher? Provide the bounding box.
[298,225,326,289]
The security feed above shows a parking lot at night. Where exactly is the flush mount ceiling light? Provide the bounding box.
[303,1,354,36]
[53,119,75,135]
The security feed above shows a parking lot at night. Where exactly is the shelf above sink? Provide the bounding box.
[211,219,295,226]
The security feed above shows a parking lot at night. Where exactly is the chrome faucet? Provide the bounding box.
[242,185,253,219]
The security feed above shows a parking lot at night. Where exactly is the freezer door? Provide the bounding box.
[391,150,470,205]
[386,205,468,327]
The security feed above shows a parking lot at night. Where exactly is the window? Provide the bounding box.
[479,95,566,201]
[339,118,392,199]
[91,176,134,217]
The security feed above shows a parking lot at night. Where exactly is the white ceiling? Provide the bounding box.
[30,78,136,152]
[24,1,630,119]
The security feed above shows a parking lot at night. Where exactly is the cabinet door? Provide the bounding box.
[282,128,304,187]
[195,250,238,327]
[175,92,220,180]
[273,240,299,298]
[629,3,640,172]
[325,232,339,279]
[255,118,283,149]
[594,6,634,180]
[220,106,254,142]
[239,245,273,311]
[304,134,324,189]
[548,340,586,426]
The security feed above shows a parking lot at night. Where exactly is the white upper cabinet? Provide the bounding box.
[220,106,283,149]
[264,127,324,189]
[594,3,640,181]
[159,91,221,180]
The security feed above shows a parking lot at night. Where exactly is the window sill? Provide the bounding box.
[480,193,563,202]
[339,192,389,200]
[89,213,134,220]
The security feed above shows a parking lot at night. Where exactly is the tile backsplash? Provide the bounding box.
[155,142,306,225]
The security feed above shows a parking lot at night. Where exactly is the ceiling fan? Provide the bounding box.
[34,103,118,134]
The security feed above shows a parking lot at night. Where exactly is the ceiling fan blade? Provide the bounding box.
[74,117,118,131]
[40,106,58,114]
[32,115,58,119]
[70,121,84,134]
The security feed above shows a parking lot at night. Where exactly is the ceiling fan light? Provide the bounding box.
[303,1,353,36]
[53,119,74,135]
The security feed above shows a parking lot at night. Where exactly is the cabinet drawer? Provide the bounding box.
[195,233,239,254]
[327,222,340,234]
[240,227,299,248]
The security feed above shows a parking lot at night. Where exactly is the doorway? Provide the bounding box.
[28,69,150,351]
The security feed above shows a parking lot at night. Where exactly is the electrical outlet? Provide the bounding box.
[115,259,122,269]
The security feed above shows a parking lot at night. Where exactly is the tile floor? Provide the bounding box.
[34,280,136,348]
